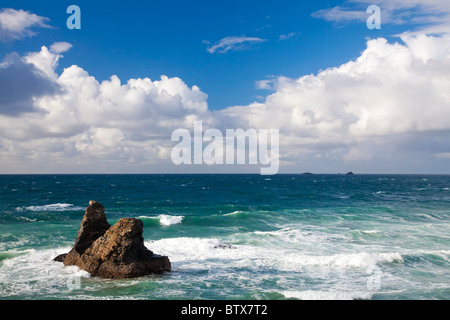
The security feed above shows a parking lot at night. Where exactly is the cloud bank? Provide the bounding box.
[0,43,216,172]
[0,33,450,172]
[223,33,450,172]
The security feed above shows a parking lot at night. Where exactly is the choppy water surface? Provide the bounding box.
[1,174,449,300]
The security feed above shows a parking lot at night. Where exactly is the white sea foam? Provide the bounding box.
[223,210,245,216]
[144,235,406,301]
[158,214,184,226]
[146,236,403,271]
[0,234,31,251]
[361,230,379,234]
[146,237,226,262]
[251,227,334,245]
[0,235,419,300]
[137,214,184,225]
[18,203,84,212]
[294,252,403,268]
[0,247,90,298]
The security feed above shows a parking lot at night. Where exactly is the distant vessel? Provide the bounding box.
[301,172,314,175]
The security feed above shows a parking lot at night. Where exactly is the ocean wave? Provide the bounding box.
[17,203,84,212]
[361,230,379,234]
[284,251,404,268]
[0,239,437,300]
[158,214,183,226]
[0,247,89,298]
[146,236,403,270]
[402,249,450,264]
[137,214,184,226]
[251,227,332,244]
[223,210,246,216]
[0,234,31,251]
[145,237,237,264]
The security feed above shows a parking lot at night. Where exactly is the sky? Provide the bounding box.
[0,0,450,174]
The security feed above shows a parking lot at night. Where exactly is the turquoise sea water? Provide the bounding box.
[0,174,449,300]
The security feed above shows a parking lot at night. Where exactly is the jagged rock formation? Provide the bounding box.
[54,201,171,279]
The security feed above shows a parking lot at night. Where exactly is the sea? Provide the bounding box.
[0,174,449,300]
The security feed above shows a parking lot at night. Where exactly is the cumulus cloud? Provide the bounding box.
[1,32,450,173]
[206,36,267,54]
[0,8,51,41]
[0,42,71,116]
[223,33,450,171]
[0,43,217,172]
[0,52,59,116]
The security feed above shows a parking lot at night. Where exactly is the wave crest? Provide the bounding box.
[137,214,184,226]
[17,203,84,212]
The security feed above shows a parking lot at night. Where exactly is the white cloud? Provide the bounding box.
[0,43,217,172]
[50,42,73,54]
[24,44,70,80]
[312,5,368,23]
[1,32,450,173]
[278,32,300,41]
[0,52,58,116]
[206,36,266,54]
[0,8,50,41]
[221,33,450,171]
[255,79,274,90]
[312,0,450,34]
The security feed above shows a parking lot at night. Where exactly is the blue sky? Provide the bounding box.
[1,0,450,174]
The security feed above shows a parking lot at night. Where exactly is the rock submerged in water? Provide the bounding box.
[54,201,171,279]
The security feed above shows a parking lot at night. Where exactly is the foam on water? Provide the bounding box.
[223,210,246,216]
[361,230,379,234]
[1,174,449,299]
[0,247,90,298]
[158,215,184,226]
[0,236,446,299]
[144,235,410,300]
[137,215,184,226]
[146,236,403,270]
[17,203,84,212]
[251,227,334,245]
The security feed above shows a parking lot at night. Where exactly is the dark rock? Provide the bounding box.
[63,201,111,266]
[213,243,236,249]
[53,253,67,262]
[79,218,170,279]
[346,171,354,175]
[55,201,171,279]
